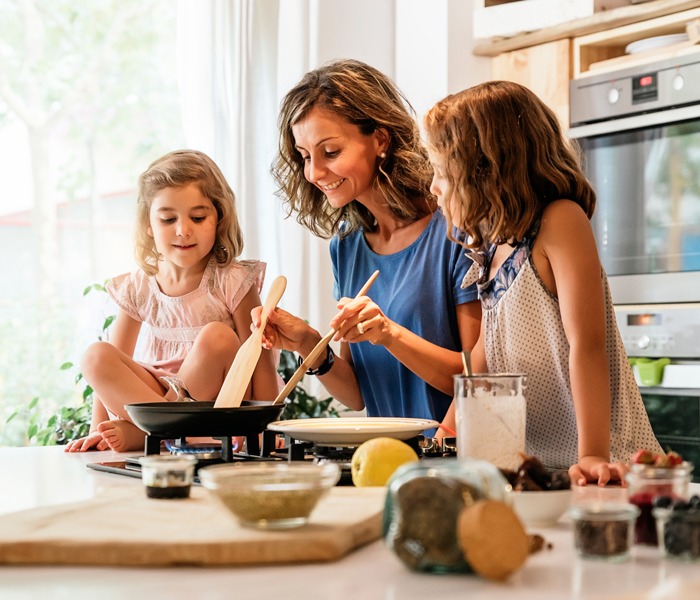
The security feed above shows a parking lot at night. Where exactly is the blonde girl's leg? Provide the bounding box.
[177,322,242,401]
[80,341,166,421]
[176,322,245,449]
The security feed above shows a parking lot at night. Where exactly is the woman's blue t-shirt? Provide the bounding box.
[329,210,478,429]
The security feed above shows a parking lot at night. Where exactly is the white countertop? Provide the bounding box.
[1,446,699,600]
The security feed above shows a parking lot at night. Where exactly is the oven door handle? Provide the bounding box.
[568,104,700,139]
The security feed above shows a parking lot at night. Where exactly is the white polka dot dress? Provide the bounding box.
[462,237,662,469]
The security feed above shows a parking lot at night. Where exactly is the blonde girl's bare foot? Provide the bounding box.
[97,419,146,452]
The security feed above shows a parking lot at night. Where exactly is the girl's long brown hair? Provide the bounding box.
[424,80,595,249]
[272,59,434,239]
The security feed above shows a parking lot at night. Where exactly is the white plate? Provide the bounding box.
[267,417,440,446]
[625,33,689,55]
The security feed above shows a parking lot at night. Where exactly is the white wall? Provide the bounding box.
[302,0,491,127]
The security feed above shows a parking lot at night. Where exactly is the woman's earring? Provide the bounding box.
[379,151,387,159]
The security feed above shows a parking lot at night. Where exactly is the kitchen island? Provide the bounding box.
[1,446,699,600]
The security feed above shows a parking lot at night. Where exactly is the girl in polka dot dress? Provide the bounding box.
[423,81,661,486]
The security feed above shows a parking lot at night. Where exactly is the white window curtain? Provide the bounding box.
[176,0,335,338]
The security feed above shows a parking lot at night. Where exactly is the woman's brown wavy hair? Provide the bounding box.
[272,59,435,239]
[423,80,595,249]
[135,149,244,275]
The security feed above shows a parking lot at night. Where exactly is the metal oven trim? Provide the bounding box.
[568,103,700,139]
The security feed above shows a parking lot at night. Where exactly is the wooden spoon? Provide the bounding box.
[214,275,287,408]
[272,270,379,405]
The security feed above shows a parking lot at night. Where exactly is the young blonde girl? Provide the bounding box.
[65,150,280,452]
[423,81,661,485]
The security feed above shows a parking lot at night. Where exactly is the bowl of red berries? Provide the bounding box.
[626,449,694,546]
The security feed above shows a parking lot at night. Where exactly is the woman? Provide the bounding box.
[255,59,481,437]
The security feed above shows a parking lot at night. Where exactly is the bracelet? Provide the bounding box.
[298,345,335,376]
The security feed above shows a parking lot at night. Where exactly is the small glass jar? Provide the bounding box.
[569,503,639,562]
[383,457,511,574]
[654,502,700,562]
[139,455,197,499]
[625,462,693,546]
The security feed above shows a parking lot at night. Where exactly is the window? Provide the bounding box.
[0,0,185,445]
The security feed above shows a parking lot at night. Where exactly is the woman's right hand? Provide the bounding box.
[330,295,395,346]
[64,431,109,452]
[251,306,319,354]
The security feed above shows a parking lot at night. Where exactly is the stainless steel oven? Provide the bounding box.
[569,55,700,477]
[569,53,700,305]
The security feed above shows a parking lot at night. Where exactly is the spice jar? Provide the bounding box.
[139,455,197,499]
[625,462,693,546]
[569,503,639,562]
[383,458,511,573]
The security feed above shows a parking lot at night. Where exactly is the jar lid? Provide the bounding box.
[139,454,197,468]
[628,461,694,479]
[569,502,640,522]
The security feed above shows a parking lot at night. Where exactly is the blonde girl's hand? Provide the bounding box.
[330,296,394,345]
[64,431,109,453]
[569,456,630,487]
[251,306,316,353]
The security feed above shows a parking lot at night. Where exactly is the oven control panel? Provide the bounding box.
[615,304,700,358]
[570,54,700,126]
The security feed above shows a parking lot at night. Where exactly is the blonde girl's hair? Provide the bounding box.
[272,58,435,239]
[134,149,244,275]
[423,80,596,249]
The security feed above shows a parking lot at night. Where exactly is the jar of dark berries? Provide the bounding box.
[569,503,639,562]
[653,495,700,561]
[625,461,693,546]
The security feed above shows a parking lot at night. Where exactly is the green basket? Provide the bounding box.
[632,357,671,387]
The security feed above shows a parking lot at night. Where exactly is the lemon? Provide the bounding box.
[351,437,419,487]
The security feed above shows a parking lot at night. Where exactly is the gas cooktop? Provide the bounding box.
[87,433,456,486]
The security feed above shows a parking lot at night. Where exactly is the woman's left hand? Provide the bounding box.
[329,296,394,346]
[569,455,629,487]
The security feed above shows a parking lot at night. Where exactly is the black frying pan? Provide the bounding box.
[125,400,284,438]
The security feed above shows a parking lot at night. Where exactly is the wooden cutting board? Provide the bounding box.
[0,486,386,567]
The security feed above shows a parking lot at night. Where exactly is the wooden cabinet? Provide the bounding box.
[491,39,571,127]
[574,6,700,77]
[476,0,700,127]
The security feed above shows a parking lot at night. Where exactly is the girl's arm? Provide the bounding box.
[539,200,627,486]
[234,286,281,402]
[108,309,143,357]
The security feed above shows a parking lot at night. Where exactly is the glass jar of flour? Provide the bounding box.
[454,374,526,470]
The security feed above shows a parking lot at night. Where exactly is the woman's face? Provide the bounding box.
[292,106,386,209]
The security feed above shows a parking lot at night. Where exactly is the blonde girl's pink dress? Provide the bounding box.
[106,257,265,381]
